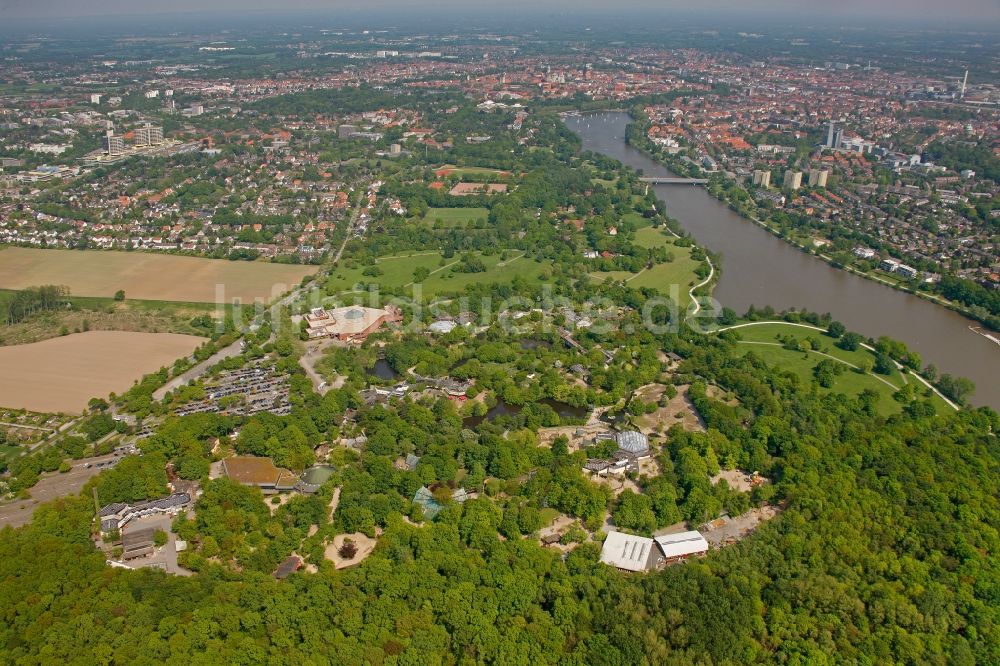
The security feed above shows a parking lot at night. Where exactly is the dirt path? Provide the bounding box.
[0,422,54,432]
[299,340,337,395]
[328,487,341,521]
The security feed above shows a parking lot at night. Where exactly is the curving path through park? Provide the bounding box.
[715,321,958,410]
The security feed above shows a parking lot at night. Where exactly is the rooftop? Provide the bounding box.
[654,531,709,559]
[615,430,650,455]
[600,530,661,572]
[273,555,302,580]
[302,305,397,339]
[122,527,156,553]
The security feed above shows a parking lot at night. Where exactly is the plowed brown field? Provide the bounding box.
[0,247,315,303]
[0,330,203,413]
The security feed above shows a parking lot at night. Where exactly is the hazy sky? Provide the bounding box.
[2,0,999,25]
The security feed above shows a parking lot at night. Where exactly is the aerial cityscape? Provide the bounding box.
[0,2,998,663]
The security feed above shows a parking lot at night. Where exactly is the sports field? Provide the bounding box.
[422,207,489,227]
[326,251,551,301]
[0,248,317,303]
[0,330,203,413]
[435,165,510,178]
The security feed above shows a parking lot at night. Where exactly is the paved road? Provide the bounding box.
[150,276,317,403]
[332,181,369,264]
[299,339,338,395]
[152,339,243,401]
[0,451,123,529]
[26,416,84,453]
[0,422,54,433]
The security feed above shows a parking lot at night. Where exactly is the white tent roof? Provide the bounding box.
[654,531,709,559]
[600,530,658,572]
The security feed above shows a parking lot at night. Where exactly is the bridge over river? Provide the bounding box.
[639,177,709,185]
[569,111,1000,408]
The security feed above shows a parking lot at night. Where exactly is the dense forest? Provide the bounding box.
[1,327,997,664]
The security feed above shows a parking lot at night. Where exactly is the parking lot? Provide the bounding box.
[0,451,126,529]
[174,362,290,417]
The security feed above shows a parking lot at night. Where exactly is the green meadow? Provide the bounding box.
[422,207,490,228]
[590,229,703,307]
[326,251,552,301]
[728,322,951,416]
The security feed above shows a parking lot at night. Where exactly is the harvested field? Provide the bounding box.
[0,330,203,413]
[0,247,316,303]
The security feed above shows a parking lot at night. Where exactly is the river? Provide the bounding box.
[567,111,999,408]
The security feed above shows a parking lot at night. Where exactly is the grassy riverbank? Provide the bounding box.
[720,321,955,415]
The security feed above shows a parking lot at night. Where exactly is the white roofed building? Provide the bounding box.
[601,529,710,572]
[428,320,457,334]
[654,531,709,562]
[298,305,401,342]
[600,531,663,572]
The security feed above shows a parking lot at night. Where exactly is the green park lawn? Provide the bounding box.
[631,226,674,248]
[727,322,950,415]
[326,250,552,302]
[732,322,908,386]
[590,236,703,308]
[422,207,490,228]
[538,507,562,527]
[622,212,653,230]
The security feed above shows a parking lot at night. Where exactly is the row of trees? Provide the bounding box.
[2,285,69,326]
